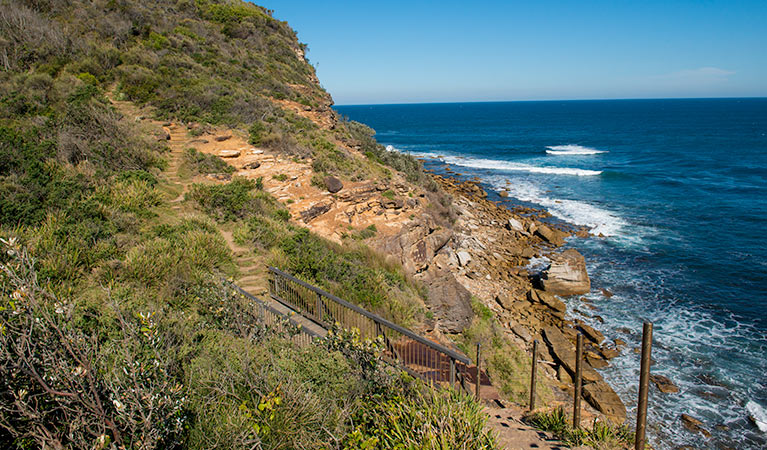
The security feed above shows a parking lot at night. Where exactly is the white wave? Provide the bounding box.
[396,149,602,176]
[491,179,625,236]
[546,144,608,155]
[438,155,602,176]
[525,256,550,275]
[747,401,767,433]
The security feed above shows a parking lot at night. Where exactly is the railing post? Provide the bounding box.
[530,339,538,411]
[475,343,481,399]
[635,322,653,450]
[316,292,323,323]
[573,333,583,429]
[449,358,456,387]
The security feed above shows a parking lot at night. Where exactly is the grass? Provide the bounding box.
[527,407,634,449]
[182,147,235,176]
[456,299,553,406]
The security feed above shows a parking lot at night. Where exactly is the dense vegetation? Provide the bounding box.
[0,0,494,448]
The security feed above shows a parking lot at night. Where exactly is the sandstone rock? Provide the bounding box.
[601,346,621,360]
[218,150,241,158]
[324,176,343,193]
[614,338,626,348]
[510,324,532,343]
[383,198,404,209]
[214,134,232,142]
[601,288,614,298]
[577,322,605,344]
[586,352,609,369]
[507,217,528,234]
[583,380,627,424]
[650,374,679,394]
[457,251,471,267]
[529,289,566,313]
[540,249,591,296]
[543,327,601,383]
[243,161,261,170]
[535,224,567,246]
[300,202,332,222]
[681,414,710,437]
[420,267,473,333]
[499,190,509,197]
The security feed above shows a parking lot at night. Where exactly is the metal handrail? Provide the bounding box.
[268,266,470,364]
[226,279,323,339]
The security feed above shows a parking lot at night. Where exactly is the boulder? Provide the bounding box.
[510,324,532,343]
[218,150,241,158]
[324,176,343,193]
[457,251,471,267]
[420,267,473,333]
[681,414,710,437]
[507,217,527,234]
[214,134,232,142]
[535,224,567,246]
[601,346,621,360]
[650,374,679,394]
[540,249,591,296]
[243,161,261,170]
[529,289,566,313]
[577,322,605,344]
[542,327,601,383]
[583,380,627,424]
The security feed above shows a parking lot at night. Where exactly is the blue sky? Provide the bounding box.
[256,0,767,105]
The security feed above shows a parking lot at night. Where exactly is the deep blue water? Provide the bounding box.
[336,99,767,449]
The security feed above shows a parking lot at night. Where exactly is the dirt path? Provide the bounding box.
[108,96,566,450]
[485,404,567,450]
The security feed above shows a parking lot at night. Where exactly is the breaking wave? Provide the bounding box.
[546,144,608,155]
[410,152,602,176]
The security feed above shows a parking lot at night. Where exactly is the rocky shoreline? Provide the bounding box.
[387,173,631,425]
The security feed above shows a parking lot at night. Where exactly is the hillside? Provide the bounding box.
[0,1,634,449]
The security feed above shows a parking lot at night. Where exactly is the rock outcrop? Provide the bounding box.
[540,249,591,296]
[374,217,472,332]
[583,380,627,425]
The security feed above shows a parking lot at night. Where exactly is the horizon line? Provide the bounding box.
[334,95,767,107]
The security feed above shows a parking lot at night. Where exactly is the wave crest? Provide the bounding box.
[547,144,608,155]
[422,154,603,176]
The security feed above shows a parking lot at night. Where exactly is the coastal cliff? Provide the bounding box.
[0,0,636,447]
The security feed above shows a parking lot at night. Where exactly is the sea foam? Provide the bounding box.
[546,144,608,155]
[748,401,767,433]
[413,153,603,176]
[490,178,625,236]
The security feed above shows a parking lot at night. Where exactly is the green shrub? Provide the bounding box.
[346,381,499,450]
[183,148,235,175]
[527,408,634,449]
[188,177,278,222]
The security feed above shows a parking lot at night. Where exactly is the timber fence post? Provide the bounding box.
[573,333,583,429]
[530,339,538,410]
[475,343,481,399]
[635,322,653,450]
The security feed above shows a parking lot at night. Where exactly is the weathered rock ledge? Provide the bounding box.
[403,175,628,424]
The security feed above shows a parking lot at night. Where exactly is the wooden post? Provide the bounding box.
[316,293,323,323]
[635,322,653,450]
[449,358,456,388]
[573,333,583,429]
[530,340,539,410]
[475,343,481,399]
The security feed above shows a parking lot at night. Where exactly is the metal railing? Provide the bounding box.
[267,266,473,389]
[226,280,321,347]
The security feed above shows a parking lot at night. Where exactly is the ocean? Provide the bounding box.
[336,98,767,449]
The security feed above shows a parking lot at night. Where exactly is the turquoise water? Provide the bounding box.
[336,99,767,449]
